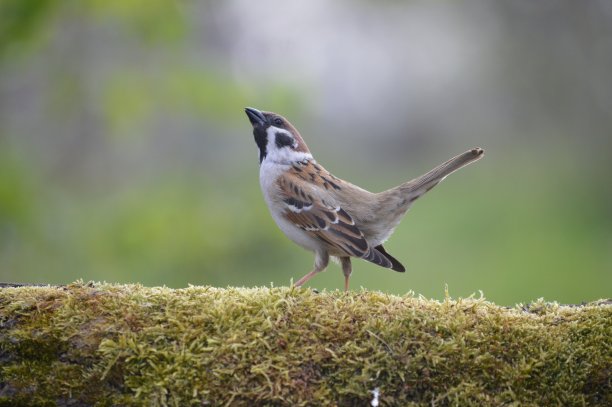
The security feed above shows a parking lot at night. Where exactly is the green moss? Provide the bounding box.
[0,283,610,406]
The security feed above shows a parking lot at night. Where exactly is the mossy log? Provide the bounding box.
[0,283,610,406]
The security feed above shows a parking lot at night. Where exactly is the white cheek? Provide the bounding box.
[265,126,289,151]
[264,126,312,164]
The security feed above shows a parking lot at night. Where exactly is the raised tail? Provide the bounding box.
[397,147,484,202]
[366,148,484,247]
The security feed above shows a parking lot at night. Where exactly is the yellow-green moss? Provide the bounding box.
[0,283,610,406]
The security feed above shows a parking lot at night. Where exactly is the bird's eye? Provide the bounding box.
[273,117,283,126]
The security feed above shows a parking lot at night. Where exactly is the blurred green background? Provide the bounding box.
[1,0,610,305]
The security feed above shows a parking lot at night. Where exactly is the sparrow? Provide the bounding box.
[244,107,484,291]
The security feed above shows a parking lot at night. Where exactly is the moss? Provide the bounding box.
[0,283,610,406]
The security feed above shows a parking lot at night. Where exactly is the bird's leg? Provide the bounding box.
[340,257,352,292]
[294,270,319,287]
[294,251,329,288]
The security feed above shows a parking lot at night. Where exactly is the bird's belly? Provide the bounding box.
[259,161,322,253]
[269,209,322,252]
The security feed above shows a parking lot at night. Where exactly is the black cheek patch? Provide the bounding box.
[275,132,295,149]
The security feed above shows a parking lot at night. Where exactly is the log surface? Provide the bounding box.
[0,283,610,406]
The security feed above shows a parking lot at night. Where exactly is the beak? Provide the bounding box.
[245,107,267,127]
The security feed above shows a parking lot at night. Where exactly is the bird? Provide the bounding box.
[244,107,484,291]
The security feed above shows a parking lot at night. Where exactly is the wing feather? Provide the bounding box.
[277,163,395,270]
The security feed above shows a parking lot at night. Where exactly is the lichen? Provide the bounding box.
[0,283,610,406]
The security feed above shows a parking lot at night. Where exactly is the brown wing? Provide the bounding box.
[277,162,397,270]
[375,244,405,272]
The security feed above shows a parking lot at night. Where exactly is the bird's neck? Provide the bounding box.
[261,150,314,166]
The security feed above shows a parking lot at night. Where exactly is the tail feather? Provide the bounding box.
[365,148,484,248]
[397,147,484,203]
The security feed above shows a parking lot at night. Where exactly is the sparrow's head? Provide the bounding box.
[245,107,311,164]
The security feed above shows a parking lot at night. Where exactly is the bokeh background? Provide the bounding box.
[1,0,611,305]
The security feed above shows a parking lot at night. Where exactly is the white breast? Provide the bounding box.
[259,160,322,253]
